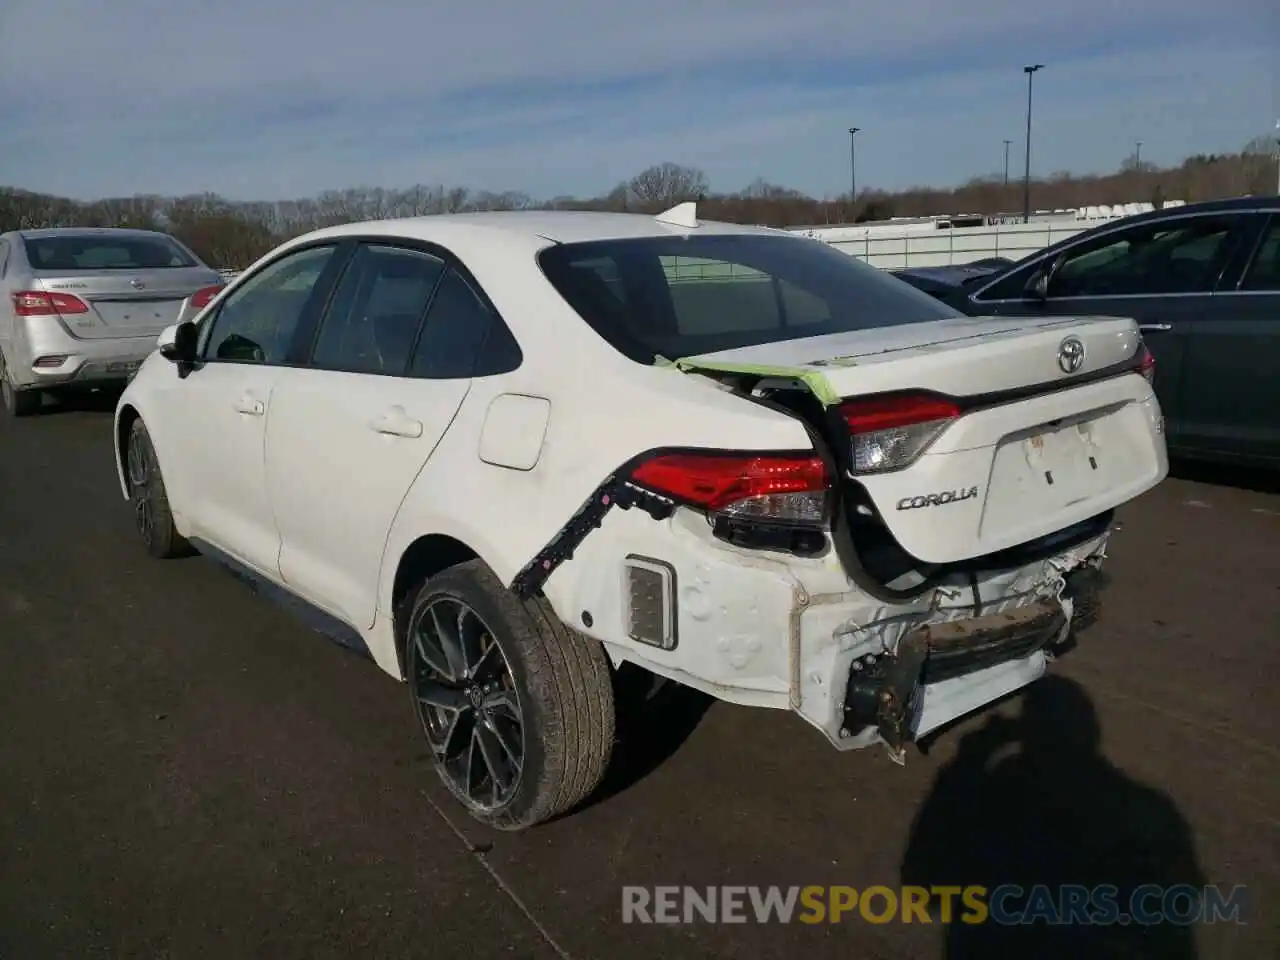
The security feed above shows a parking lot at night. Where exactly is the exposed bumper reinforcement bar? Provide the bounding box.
[511,475,675,599]
[843,596,1068,756]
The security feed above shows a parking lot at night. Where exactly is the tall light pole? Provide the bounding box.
[1022,64,1044,223]
[1003,139,1012,185]
[1135,140,1143,168]
[1274,120,1280,195]
[848,127,862,207]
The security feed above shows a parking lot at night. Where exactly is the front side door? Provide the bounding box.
[165,242,346,576]
[966,213,1253,450]
[266,242,506,629]
[1174,212,1280,464]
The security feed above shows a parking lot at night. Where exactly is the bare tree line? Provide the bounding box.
[2,139,1276,269]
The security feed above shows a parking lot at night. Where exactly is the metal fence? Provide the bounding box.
[821,220,1087,269]
[214,219,1085,281]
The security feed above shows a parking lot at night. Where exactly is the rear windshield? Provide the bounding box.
[23,234,198,271]
[537,234,962,362]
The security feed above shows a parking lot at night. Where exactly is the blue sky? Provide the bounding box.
[1,0,1276,202]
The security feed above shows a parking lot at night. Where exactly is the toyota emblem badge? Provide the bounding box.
[1057,336,1085,375]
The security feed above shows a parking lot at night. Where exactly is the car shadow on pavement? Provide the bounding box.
[900,674,1206,959]
[27,387,123,417]
[1169,457,1280,495]
[583,663,714,809]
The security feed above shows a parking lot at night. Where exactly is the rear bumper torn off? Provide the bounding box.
[842,597,1069,758]
[532,467,1112,759]
[793,529,1109,757]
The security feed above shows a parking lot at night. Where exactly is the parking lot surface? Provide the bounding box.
[1,394,1277,959]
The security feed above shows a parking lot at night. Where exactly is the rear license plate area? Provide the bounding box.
[106,360,141,373]
[1024,420,1102,493]
[979,405,1137,539]
[93,299,182,325]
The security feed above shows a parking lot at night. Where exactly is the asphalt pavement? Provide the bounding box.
[1,391,1277,959]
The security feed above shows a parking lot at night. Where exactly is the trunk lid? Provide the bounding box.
[676,314,1167,565]
[674,314,1142,403]
[35,267,220,340]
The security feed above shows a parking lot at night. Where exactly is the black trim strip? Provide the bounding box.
[510,473,675,598]
[954,352,1145,412]
[826,352,1145,424]
[509,445,825,598]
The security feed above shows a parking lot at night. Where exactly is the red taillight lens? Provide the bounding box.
[839,392,961,474]
[630,452,830,524]
[1134,344,1156,384]
[189,284,224,309]
[12,290,89,317]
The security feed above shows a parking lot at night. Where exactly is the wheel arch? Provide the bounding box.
[114,402,142,498]
[389,533,483,678]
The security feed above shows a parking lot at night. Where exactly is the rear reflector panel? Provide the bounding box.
[623,556,677,649]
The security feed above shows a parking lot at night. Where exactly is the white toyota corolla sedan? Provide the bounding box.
[113,205,1167,828]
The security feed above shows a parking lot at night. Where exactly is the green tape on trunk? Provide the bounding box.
[672,358,844,407]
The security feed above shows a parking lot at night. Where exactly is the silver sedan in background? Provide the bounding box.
[0,227,224,417]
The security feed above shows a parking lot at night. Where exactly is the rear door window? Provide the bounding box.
[1047,216,1240,298]
[409,267,502,379]
[309,244,446,375]
[1239,218,1280,292]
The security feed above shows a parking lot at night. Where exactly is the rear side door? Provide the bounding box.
[265,241,515,629]
[966,212,1251,451]
[1174,212,1280,464]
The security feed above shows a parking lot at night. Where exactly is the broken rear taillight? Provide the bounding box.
[629,451,831,525]
[839,392,961,475]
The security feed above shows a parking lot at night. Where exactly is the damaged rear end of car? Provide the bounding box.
[519,225,1167,761]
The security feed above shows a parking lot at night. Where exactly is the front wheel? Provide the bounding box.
[403,560,616,830]
[127,419,192,559]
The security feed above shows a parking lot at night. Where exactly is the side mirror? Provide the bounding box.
[1024,253,1067,301]
[1024,267,1050,301]
[158,321,198,365]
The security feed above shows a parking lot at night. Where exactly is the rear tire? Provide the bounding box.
[401,559,616,830]
[0,357,40,418]
[127,419,191,559]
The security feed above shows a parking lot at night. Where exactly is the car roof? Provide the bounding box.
[299,209,785,247]
[16,226,177,241]
[1087,195,1280,227]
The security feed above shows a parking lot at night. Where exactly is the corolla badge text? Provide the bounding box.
[896,486,980,510]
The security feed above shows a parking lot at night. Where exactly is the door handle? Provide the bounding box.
[1138,323,1173,332]
[234,393,265,416]
[370,407,423,439]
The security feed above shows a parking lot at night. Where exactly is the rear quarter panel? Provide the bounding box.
[376,315,813,620]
